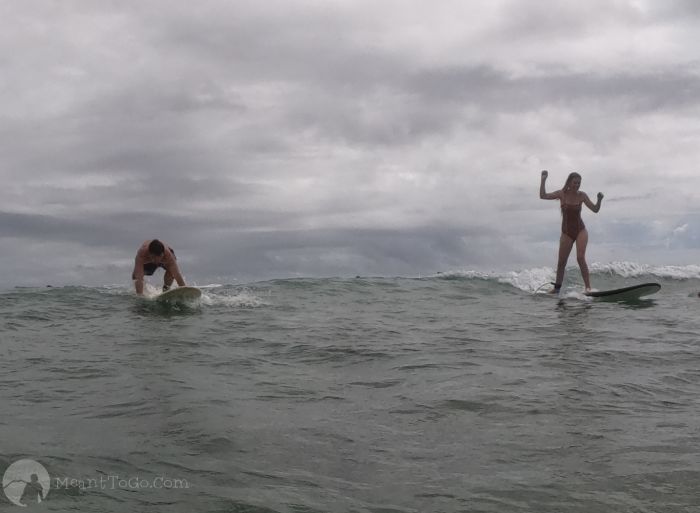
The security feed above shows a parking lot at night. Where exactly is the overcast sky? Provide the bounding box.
[2,0,700,287]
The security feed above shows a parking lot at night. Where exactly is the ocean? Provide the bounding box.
[2,262,700,512]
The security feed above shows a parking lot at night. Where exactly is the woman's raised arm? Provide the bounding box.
[583,191,604,212]
[539,170,560,200]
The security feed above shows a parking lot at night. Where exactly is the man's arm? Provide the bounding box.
[167,260,186,287]
[133,255,145,295]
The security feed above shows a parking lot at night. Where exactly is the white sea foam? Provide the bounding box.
[497,267,555,293]
[200,288,267,308]
[439,261,700,294]
[591,262,700,280]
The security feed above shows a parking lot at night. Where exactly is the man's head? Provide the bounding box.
[148,239,165,256]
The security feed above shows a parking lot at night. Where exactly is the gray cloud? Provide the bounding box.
[2,1,700,287]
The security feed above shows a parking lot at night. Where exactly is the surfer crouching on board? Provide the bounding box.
[132,239,186,295]
[539,170,603,294]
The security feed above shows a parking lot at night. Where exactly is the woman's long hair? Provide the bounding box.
[562,172,581,192]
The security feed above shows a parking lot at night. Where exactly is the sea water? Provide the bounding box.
[2,263,700,512]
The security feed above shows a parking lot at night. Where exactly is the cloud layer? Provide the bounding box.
[2,0,700,286]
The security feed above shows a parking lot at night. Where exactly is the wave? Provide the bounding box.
[0,283,268,309]
[589,262,700,280]
[436,261,700,293]
[4,262,700,298]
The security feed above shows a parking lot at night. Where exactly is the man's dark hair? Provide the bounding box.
[148,239,165,256]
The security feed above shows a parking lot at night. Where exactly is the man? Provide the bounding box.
[19,474,44,505]
[132,239,186,295]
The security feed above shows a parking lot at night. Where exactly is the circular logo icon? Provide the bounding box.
[3,459,50,506]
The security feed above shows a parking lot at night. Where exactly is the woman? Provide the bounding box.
[540,170,604,293]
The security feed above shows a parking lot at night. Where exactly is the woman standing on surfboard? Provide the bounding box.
[540,170,603,293]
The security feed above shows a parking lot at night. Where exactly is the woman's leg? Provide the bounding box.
[575,229,591,290]
[554,234,575,290]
